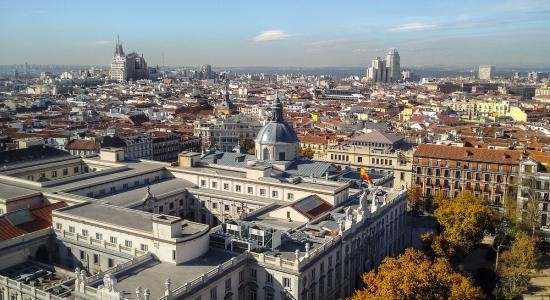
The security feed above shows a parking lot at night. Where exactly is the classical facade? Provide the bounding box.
[0,97,408,300]
[325,130,414,190]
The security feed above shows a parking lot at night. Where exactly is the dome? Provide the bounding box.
[255,122,298,144]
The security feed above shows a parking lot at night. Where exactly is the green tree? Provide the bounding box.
[433,191,497,258]
[353,248,484,300]
[495,232,540,299]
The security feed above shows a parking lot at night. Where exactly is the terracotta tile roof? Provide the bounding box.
[414,144,523,164]
[0,202,67,241]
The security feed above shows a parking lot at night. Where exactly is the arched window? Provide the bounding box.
[263,148,270,160]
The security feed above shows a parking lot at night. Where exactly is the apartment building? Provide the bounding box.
[413,144,522,207]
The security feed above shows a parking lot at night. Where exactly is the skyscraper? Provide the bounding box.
[478,65,495,80]
[201,64,213,79]
[109,36,148,82]
[366,57,389,83]
[386,48,401,82]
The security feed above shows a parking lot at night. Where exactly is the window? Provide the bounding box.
[357,156,362,163]
[80,250,85,259]
[272,191,278,198]
[225,278,231,291]
[224,183,229,190]
[110,186,116,193]
[108,258,114,268]
[212,182,217,188]
[287,193,294,200]
[56,223,62,230]
[95,233,103,240]
[159,205,164,213]
[225,205,230,211]
[52,170,57,178]
[169,202,174,210]
[266,273,273,285]
[110,236,117,244]
[134,180,140,186]
[93,254,99,265]
[235,185,241,192]
[247,187,253,194]
[250,269,257,280]
[123,183,128,189]
[239,270,245,282]
[140,244,148,251]
[260,189,266,196]
[283,277,291,289]
[210,287,217,300]
[212,203,217,209]
[201,180,206,187]
[172,250,176,261]
[63,168,68,176]
[124,240,132,248]
[82,229,88,237]
[74,166,79,173]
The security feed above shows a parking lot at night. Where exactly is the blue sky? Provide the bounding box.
[1,0,549,67]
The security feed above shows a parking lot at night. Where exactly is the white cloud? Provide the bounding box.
[390,22,437,32]
[253,30,290,42]
[351,48,368,53]
[95,40,112,45]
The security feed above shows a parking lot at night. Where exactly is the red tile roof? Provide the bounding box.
[0,202,67,241]
[414,144,523,164]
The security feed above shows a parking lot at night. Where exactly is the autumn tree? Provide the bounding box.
[407,185,423,215]
[494,232,540,299]
[433,191,497,258]
[239,138,255,155]
[431,189,448,212]
[300,146,315,159]
[353,248,484,300]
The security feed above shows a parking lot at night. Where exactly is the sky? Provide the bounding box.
[0,0,549,68]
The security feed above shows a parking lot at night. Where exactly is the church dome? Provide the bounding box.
[255,94,299,162]
[255,122,298,144]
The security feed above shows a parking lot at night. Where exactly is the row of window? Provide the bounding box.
[86,176,161,197]
[417,158,516,172]
[199,180,294,200]
[27,166,80,180]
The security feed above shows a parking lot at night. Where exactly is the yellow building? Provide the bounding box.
[508,106,527,122]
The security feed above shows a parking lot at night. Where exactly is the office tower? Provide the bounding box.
[109,36,148,82]
[366,57,389,83]
[201,64,212,79]
[478,65,495,80]
[386,48,401,82]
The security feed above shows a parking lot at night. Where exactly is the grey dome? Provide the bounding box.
[255,121,299,144]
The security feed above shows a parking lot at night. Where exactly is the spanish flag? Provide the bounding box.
[360,167,373,184]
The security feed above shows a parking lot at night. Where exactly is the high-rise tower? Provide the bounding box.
[386,48,401,82]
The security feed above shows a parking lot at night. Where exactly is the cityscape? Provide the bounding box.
[0,1,550,300]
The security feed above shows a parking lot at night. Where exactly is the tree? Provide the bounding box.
[239,138,255,155]
[518,176,543,236]
[407,185,423,215]
[433,191,497,258]
[353,248,484,300]
[300,146,315,159]
[495,232,540,299]
[432,189,448,212]
[493,217,516,272]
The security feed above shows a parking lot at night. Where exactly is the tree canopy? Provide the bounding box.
[353,248,484,300]
[495,232,540,299]
[433,191,497,257]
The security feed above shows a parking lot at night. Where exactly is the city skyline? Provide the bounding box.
[0,0,549,68]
